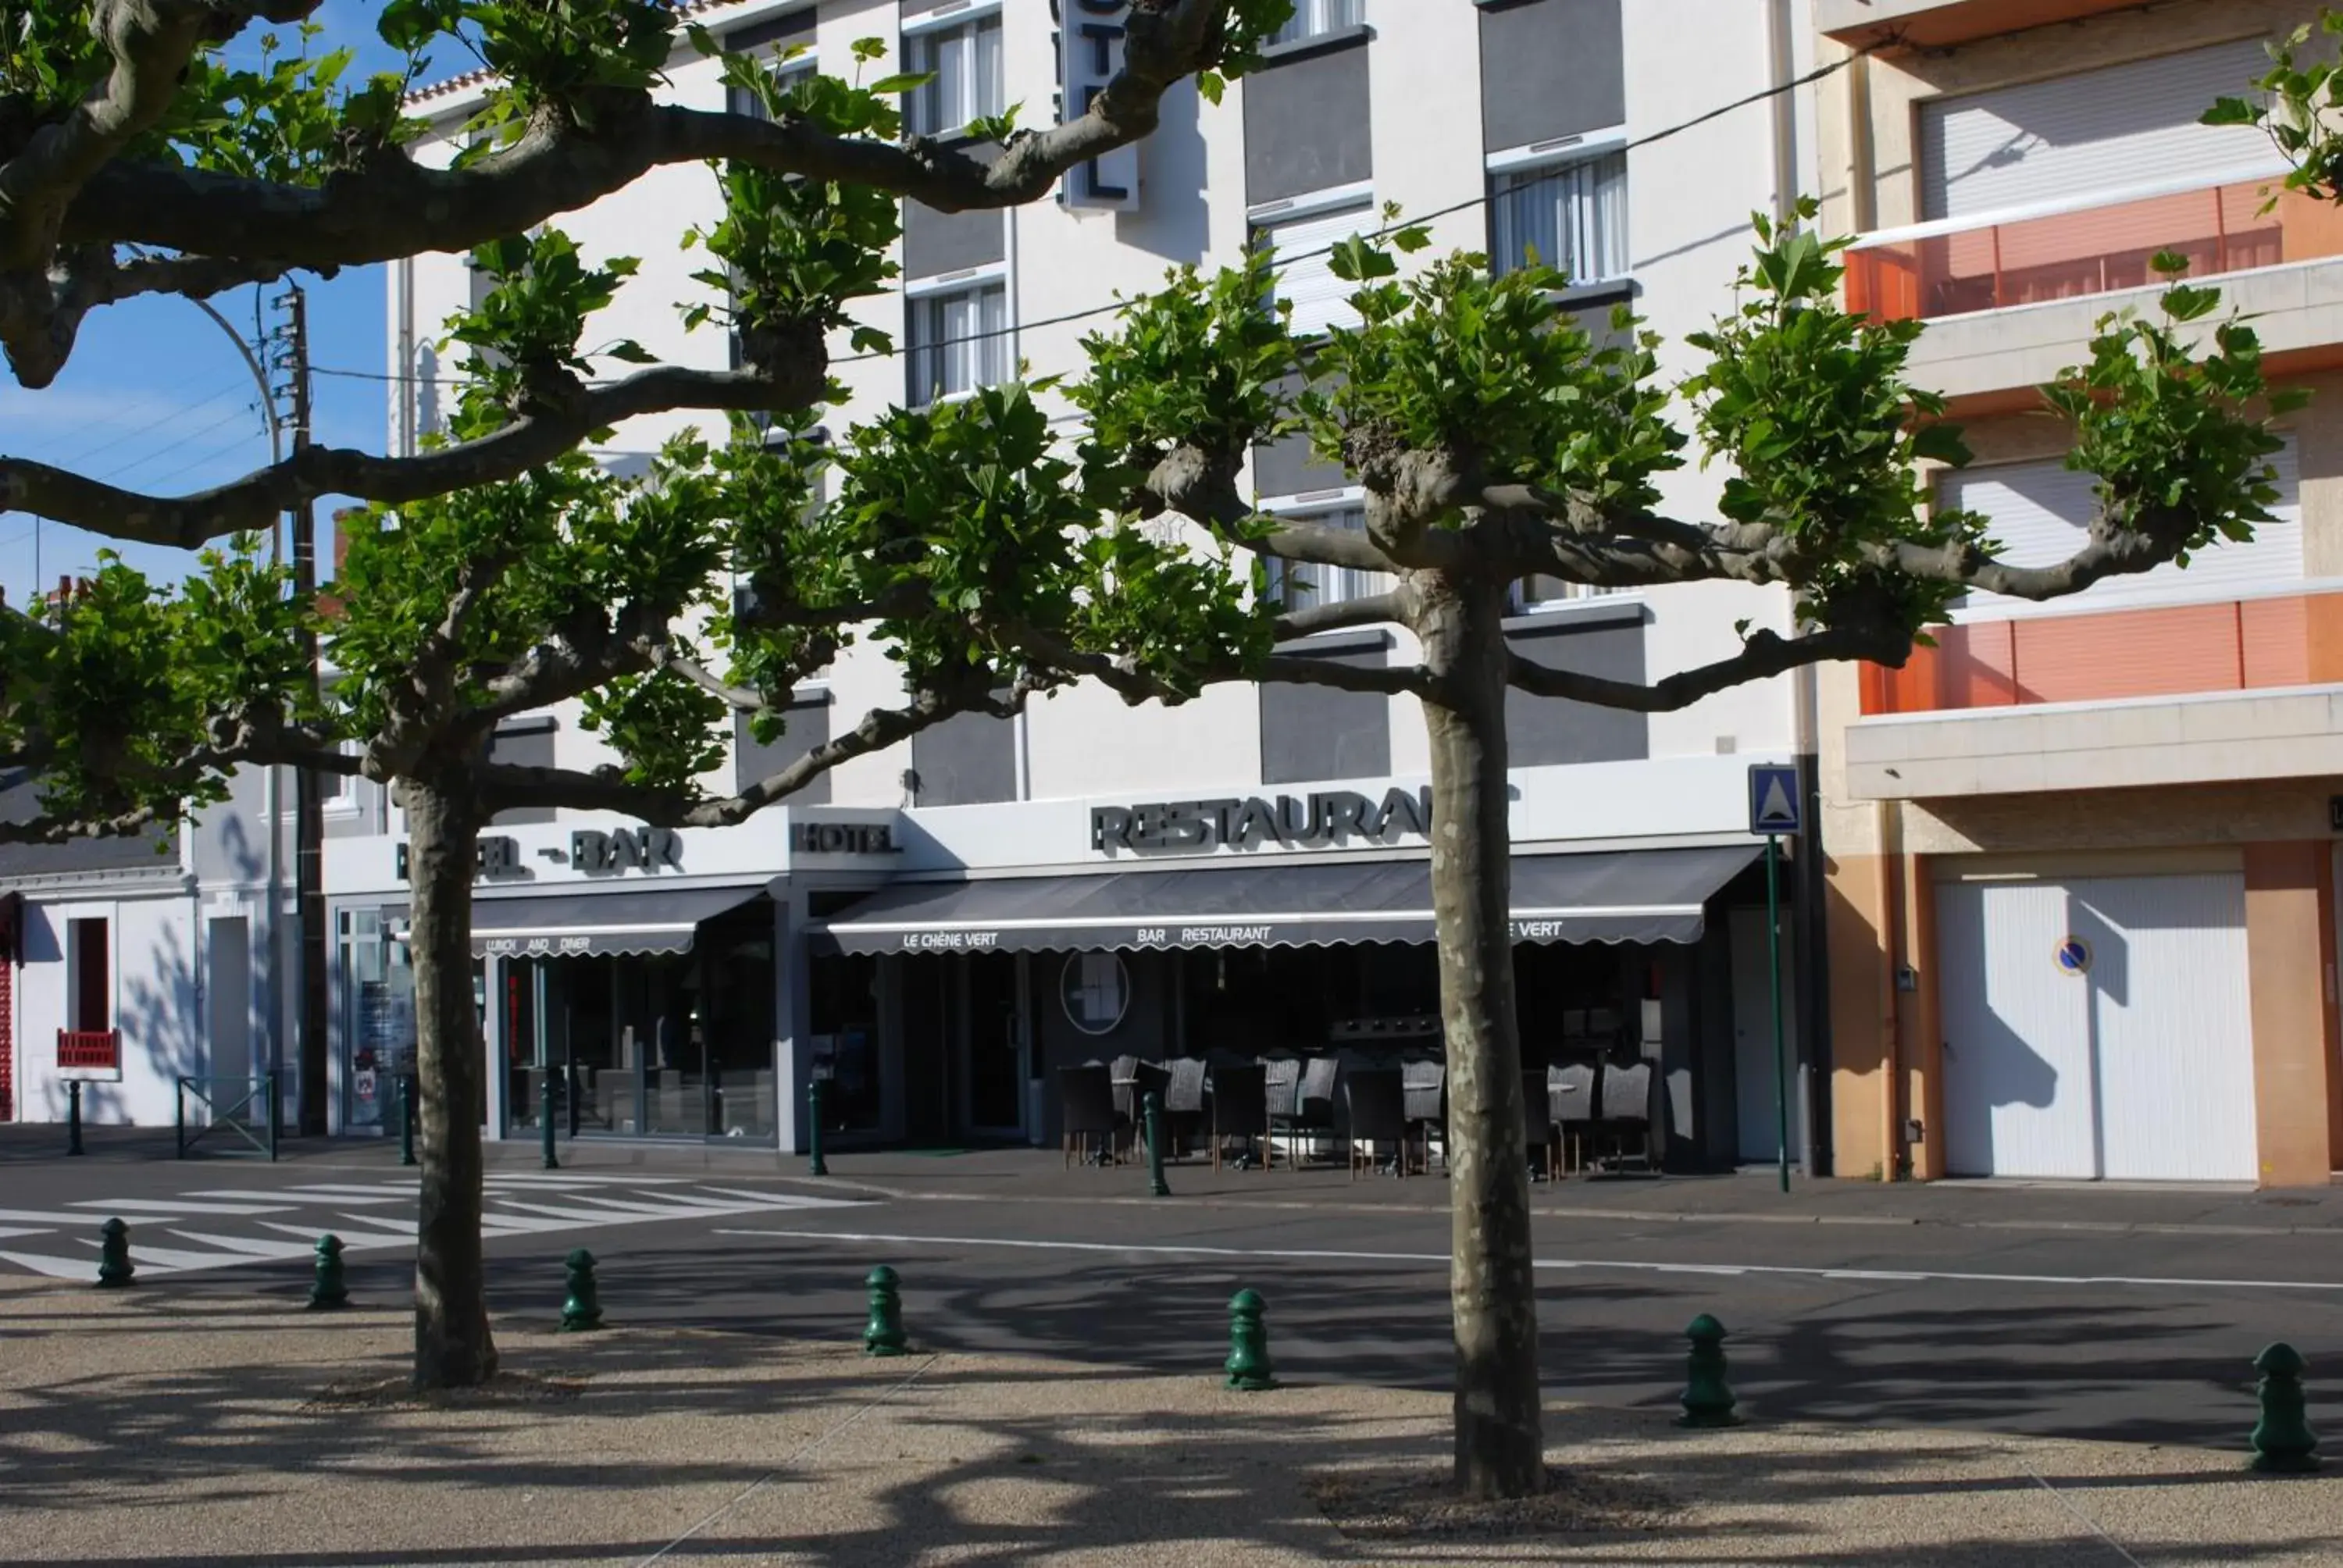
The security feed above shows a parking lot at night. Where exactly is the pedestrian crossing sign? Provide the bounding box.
[1748,764,1803,837]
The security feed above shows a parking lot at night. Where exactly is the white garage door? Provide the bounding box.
[1936,873,2256,1182]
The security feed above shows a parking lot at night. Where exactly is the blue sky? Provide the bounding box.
[0,2,404,603]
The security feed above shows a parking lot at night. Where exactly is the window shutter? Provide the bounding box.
[1943,439,2301,620]
[1920,40,2286,222]
[1266,204,1373,337]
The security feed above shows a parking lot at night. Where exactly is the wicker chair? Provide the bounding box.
[1058,1064,1121,1167]
[1345,1067,1413,1178]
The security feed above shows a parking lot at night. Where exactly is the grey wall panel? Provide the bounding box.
[905,141,1006,279]
[1243,41,1372,205]
[912,709,1018,806]
[0,771,174,878]
[1260,634,1390,785]
[1503,612,1647,766]
[1252,376,1350,497]
[487,718,556,825]
[736,693,833,806]
[1480,0,1624,153]
[903,203,1006,280]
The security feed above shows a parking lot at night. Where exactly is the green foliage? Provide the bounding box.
[579,669,727,794]
[1196,0,1300,105]
[445,230,640,425]
[2,5,110,124]
[1069,250,1300,490]
[0,540,310,835]
[1306,240,1685,519]
[2202,12,2343,211]
[684,58,906,355]
[421,0,681,152]
[1683,200,1982,633]
[2039,257,2299,565]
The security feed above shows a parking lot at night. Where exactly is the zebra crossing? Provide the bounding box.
[0,1171,864,1280]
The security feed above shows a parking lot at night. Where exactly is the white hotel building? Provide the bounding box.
[320,0,1830,1164]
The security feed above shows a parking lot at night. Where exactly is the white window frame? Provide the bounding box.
[1248,182,1376,340]
[1269,0,1364,45]
[905,262,1012,407]
[1485,125,1630,287]
[901,3,1004,140]
[1257,490,1389,616]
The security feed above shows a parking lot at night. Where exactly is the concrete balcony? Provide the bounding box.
[1845,172,2343,401]
[1817,0,2163,51]
[1844,682,2343,800]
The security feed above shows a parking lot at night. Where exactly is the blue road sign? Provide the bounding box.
[1748,763,1803,837]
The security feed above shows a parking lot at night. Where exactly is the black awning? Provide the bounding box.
[470,884,768,959]
[808,844,1760,957]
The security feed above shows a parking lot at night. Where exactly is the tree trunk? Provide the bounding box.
[405,772,499,1389]
[1417,574,1543,1499]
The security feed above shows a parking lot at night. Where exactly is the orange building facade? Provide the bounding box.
[1813,0,2343,1186]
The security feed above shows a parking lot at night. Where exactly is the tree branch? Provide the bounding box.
[1263,650,1435,698]
[1506,623,1908,713]
[55,0,1234,270]
[1273,590,1403,640]
[0,361,824,548]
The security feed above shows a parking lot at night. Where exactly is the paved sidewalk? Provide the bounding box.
[2,1278,2340,1566]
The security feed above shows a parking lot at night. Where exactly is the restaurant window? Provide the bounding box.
[907,280,1008,406]
[904,12,1003,139]
[1489,145,1628,286]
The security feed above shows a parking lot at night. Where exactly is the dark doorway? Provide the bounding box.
[900,953,951,1146]
[966,950,1022,1131]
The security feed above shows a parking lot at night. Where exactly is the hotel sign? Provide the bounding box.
[1091,787,1433,855]
[1056,0,1139,210]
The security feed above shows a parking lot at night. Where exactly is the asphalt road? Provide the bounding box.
[4,1135,2336,1450]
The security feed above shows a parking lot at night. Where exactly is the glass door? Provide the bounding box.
[962,950,1023,1135]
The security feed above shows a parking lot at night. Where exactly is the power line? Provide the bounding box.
[95,400,265,486]
[311,47,1859,387]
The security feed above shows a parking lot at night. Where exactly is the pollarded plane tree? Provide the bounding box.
[0,0,1296,1390]
[1047,215,2295,1495]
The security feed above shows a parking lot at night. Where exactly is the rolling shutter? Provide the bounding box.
[1920,38,2288,222]
[1942,438,2300,619]
[1263,204,1373,338]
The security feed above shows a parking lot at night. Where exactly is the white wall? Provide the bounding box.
[14,892,201,1126]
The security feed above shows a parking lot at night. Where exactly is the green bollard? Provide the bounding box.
[2251,1342,2320,1473]
[1225,1288,1275,1391]
[865,1265,908,1357]
[1677,1313,1741,1427]
[1143,1090,1171,1198]
[66,1081,83,1156]
[560,1248,604,1331]
[307,1234,349,1310]
[808,1078,829,1178]
[398,1074,418,1167]
[95,1217,133,1288]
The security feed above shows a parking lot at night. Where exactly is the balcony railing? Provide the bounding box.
[57,1028,119,1071]
[1860,591,2343,716]
[1845,169,2343,325]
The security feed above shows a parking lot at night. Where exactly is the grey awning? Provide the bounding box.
[470,884,767,959]
[808,844,1760,957]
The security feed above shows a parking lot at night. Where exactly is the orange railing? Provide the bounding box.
[56,1028,119,1071]
[1846,178,2343,324]
[1860,592,2343,716]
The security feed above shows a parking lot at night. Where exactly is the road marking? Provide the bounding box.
[166,1231,319,1260]
[481,1173,692,1188]
[0,1250,93,1279]
[258,1219,415,1245]
[711,1229,2343,1295]
[191,1186,410,1203]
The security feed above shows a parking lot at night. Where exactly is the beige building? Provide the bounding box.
[1816,0,2343,1185]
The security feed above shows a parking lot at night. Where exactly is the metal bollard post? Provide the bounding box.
[1677,1313,1741,1428]
[864,1265,907,1356]
[808,1078,829,1178]
[66,1080,84,1156]
[399,1074,418,1167]
[307,1234,349,1310]
[561,1248,604,1331]
[2252,1342,2320,1473]
[96,1217,133,1288]
[1143,1090,1171,1197]
[1225,1288,1275,1390]
[540,1068,559,1171]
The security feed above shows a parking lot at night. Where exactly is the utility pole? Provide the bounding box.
[284,284,330,1138]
